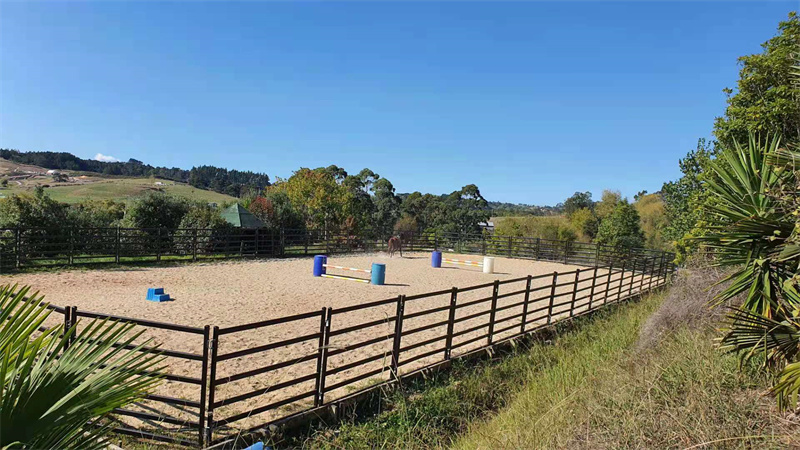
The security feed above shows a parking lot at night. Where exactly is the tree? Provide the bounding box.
[269,168,350,230]
[439,184,490,235]
[563,191,593,216]
[660,139,716,259]
[634,193,669,250]
[594,190,622,220]
[0,285,163,449]
[371,178,401,237]
[120,192,190,230]
[594,200,645,249]
[567,207,598,241]
[714,12,800,147]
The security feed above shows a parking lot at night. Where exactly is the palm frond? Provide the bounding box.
[0,285,165,449]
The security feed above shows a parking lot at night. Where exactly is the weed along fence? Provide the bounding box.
[16,246,676,448]
[3,226,662,274]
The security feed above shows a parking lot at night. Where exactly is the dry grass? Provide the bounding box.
[636,266,736,351]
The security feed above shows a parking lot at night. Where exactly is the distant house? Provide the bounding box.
[46,169,60,175]
[221,203,265,229]
[154,181,165,186]
[478,221,495,232]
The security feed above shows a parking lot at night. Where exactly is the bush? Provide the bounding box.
[595,201,645,249]
[120,192,190,230]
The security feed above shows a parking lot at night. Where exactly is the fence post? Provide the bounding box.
[15,228,20,269]
[520,275,532,334]
[594,244,600,268]
[390,295,406,379]
[315,308,331,406]
[569,269,580,318]
[192,229,198,261]
[198,325,210,446]
[444,287,458,360]
[304,230,310,256]
[628,259,636,297]
[605,260,613,305]
[588,267,598,310]
[487,280,500,345]
[658,254,666,286]
[507,237,513,257]
[617,261,626,302]
[563,241,569,264]
[115,227,121,264]
[156,228,162,262]
[547,272,557,325]
[69,306,77,347]
[63,305,71,351]
[205,326,219,445]
[434,230,439,251]
[68,227,74,266]
[535,238,541,260]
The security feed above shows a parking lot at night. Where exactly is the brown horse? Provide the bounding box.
[388,236,402,258]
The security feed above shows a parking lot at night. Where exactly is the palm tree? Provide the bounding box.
[0,284,164,449]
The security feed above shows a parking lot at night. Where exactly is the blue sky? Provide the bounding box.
[0,1,796,205]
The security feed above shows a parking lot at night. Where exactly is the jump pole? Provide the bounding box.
[313,255,385,285]
[431,251,494,274]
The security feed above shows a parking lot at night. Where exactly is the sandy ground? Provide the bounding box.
[6,252,654,434]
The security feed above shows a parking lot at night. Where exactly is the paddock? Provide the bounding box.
[6,251,661,437]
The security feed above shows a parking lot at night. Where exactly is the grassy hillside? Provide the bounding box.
[0,158,236,204]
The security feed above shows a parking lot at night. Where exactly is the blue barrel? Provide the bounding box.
[313,255,327,277]
[431,251,442,268]
[371,263,386,285]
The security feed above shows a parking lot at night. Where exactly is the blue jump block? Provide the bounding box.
[146,288,166,301]
[152,294,170,302]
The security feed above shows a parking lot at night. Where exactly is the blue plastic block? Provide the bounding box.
[146,288,165,300]
[154,294,170,302]
[243,443,264,450]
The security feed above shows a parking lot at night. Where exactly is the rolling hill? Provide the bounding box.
[0,158,236,204]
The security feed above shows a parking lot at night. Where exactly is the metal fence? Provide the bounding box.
[19,241,676,448]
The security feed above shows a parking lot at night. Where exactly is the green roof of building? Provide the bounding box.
[221,203,265,229]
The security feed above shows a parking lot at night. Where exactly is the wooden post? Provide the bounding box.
[15,228,20,269]
[390,295,406,379]
[444,287,458,360]
[192,229,198,261]
[315,308,331,406]
[535,237,541,260]
[569,269,580,318]
[617,261,626,302]
[588,266,598,310]
[604,260,613,305]
[520,275,532,334]
[594,244,600,268]
[487,280,500,345]
[563,240,569,264]
[198,325,210,446]
[205,327,219,445]
[628,259,636,297]
[68,227,74,266]
[547,272,558,325]
[63,305,71,352]
[115,227,121,264]
[156,228,162,262]
[507,236,513,257]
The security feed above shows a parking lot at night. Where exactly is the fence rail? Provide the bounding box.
[3,226,662,273]
[8,228,676,448]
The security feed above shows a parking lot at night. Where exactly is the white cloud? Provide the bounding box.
[94,153,120,163]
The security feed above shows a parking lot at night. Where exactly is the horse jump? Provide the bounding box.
[431,251,495,274]
[313,255,386,285]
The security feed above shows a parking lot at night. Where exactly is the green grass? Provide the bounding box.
[298,291,800,449]
[3,177,235,204]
